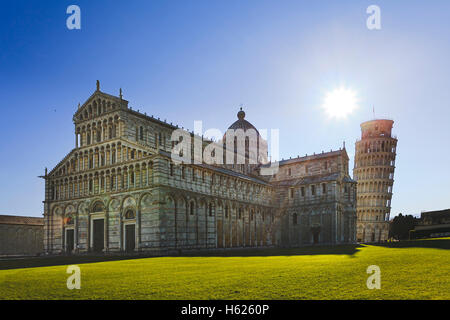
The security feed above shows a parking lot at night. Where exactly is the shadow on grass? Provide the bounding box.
[0,255,150,270]
[178,244,363,258]
[0,244,363,270]
[372,238,450,250]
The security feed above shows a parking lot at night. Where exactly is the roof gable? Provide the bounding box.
[47,148,76,177]
[73,88,128,124]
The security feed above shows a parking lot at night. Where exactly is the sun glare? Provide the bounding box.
[322,87,358,119]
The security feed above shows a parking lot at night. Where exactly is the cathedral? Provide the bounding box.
[42,82,357,255]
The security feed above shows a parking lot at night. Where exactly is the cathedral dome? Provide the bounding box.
[221,108,268,170]
[226,107,260,135]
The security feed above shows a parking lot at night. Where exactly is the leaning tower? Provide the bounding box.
[353,119,397,243]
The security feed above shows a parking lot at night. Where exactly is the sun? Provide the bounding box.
[322,87,358,119]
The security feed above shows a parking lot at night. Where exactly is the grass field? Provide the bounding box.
[0,238,449,300]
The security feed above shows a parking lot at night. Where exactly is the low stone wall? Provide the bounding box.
[0,215,44,256]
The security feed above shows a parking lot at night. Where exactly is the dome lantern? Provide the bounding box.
[237,107,246,120]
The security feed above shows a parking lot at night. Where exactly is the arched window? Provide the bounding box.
[139,126,144,140]
[190,202,195,215]
[209,204,213,217]
[293,213,297,225]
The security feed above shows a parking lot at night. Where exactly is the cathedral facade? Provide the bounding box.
[42,83,357,255]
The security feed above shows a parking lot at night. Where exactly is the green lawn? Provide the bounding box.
[1,238,449,300]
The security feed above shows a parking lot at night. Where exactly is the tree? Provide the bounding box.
[389,213,419,240]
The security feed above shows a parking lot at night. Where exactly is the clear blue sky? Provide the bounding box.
[1,0,449,218]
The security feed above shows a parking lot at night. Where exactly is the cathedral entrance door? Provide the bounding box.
[125,224,135,252]
[311,225,321,244]
[313,231,319,244]
[66,229,74,253]
[93,219,104,252]
[217,220,223,248]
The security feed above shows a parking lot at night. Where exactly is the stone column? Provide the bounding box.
[136,208,141,250]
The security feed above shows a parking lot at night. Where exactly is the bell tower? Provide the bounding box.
[353,119,397,243]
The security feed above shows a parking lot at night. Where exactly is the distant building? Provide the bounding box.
[0,215,44,256]
[413,209,450,238]
[353,119,398,243]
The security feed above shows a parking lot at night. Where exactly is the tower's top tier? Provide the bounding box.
[360,119,394,139]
